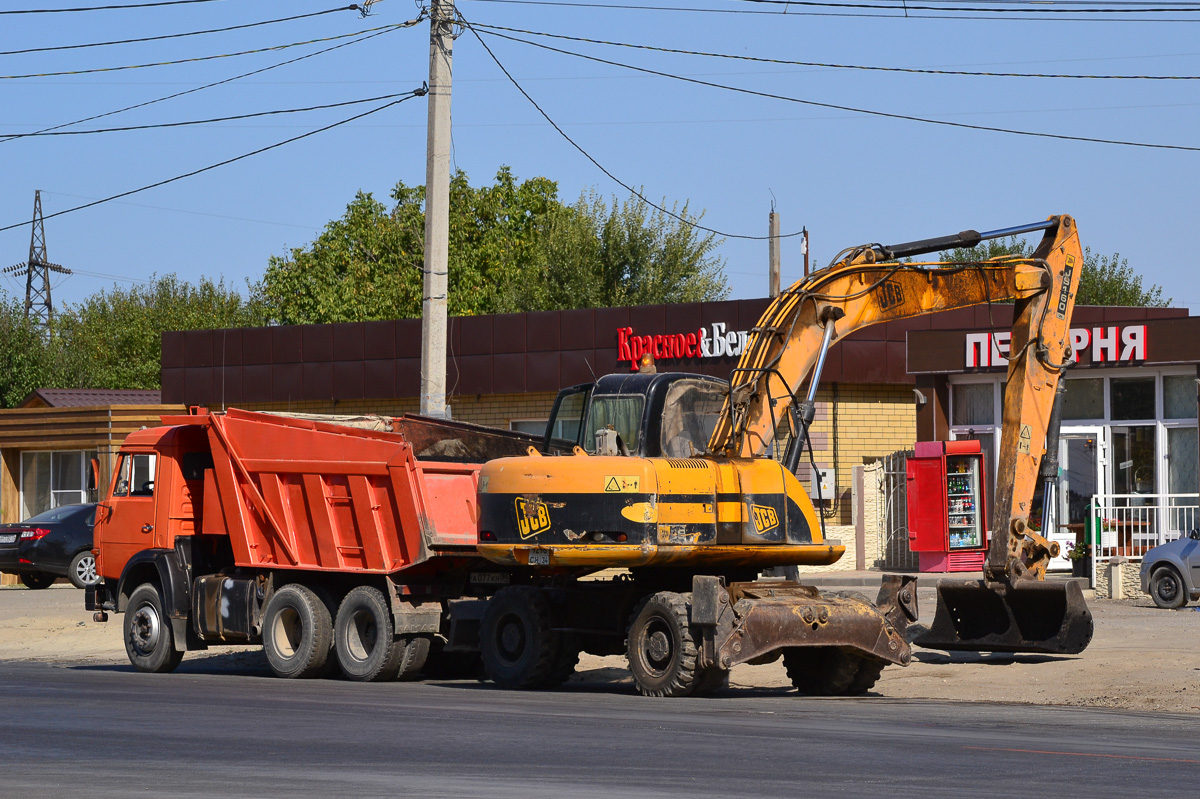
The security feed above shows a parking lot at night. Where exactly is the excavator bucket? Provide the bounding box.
[914,578,1093,655]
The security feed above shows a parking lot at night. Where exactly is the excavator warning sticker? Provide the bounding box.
[604,475,641,493]
[1018,424,1032,455]
[514,497,551,539]
[750,504,780,535]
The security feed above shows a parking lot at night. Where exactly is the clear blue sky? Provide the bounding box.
[2,0,1197,313]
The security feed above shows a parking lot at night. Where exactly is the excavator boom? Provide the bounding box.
[713,214,1093,655]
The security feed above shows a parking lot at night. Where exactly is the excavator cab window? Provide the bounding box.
[584,396,644,454]
[544,384,591,451]
[661,379,725,458]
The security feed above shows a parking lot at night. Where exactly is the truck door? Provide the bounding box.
[95,451,159,580]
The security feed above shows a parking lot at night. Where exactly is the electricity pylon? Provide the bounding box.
[4,190,71,330]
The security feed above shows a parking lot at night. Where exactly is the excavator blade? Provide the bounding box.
[914,578,1094,655]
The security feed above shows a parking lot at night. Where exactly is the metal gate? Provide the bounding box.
[880,450,919,571]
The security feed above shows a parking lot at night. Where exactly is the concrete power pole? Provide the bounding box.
[768,209,781,298]
[420,0,454,417]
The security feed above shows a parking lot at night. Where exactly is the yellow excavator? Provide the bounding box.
[475,214,1093,696]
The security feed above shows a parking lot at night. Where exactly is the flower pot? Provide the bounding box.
[1071,558,1091,578]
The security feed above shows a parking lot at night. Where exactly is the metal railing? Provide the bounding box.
[880,450,919,571]
[1087,493,1200,586]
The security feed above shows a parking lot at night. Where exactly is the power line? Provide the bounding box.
[0,23,406,80]
[1,93,419,137]
[0,88,427,234]
[727,0,1200,12]
[1,0,225,13]
[477,26,1200,152]
[463,0,1200,21]
[0,6,361,57]
[0,22,419,144]
[461,16,799,241]
[470,22,1200,79]
[41,191,318,229]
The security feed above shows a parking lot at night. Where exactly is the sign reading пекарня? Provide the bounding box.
[966,325,1146,368]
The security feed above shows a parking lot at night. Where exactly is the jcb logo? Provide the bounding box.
[750,504,779,535]
[879,280,904,311]
[515,497,551,539]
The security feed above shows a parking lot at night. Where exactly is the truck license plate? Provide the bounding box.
[0,534,15,544]
[528,549,551,566]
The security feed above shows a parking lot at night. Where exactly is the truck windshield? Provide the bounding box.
[584,396,644,453]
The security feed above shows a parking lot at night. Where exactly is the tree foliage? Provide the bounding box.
[0,276,263,407]
[939,239,1169,308]
[254,168,728,324]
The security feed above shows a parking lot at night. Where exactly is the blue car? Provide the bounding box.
[1140,530,1200,609]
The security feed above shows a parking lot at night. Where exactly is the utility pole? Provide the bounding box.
[420,0,454,417]
[802,227,810,277]
[3,190,71,332]
[768,208,781,298]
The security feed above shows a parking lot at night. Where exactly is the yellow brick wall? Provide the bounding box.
[807,384,916,526]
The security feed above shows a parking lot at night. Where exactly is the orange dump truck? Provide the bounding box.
[86,407,531,680]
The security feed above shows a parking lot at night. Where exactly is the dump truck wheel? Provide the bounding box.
[394,635,432,681]
[1150,566,1188,609]
[334,586,403,682]
[124,583,184,674]
[481,586,558,689]
[783,647,860,696]
[626,591,700,697]
[263,584,334,679]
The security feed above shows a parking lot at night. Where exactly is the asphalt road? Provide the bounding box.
[0,659,1194,799]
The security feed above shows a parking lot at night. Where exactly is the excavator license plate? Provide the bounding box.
[528,549,551,566]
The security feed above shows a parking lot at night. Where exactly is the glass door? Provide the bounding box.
[1050,428,1104,571]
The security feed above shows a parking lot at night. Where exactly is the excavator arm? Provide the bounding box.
[711,214,1093,654]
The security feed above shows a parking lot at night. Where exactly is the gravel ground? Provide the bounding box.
[2,584,1196,710]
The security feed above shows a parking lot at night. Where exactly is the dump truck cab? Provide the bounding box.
[94,424,210,594]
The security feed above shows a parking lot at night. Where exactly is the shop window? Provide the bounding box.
[510,420,547,437]
[951,383,994,426]
[1062,378,1104,421]
[20,449,98,519]
[1111,425,1156,495]
[1111,377,1155,421]
[1163,375,1198,420]
[1167,428,1198,496]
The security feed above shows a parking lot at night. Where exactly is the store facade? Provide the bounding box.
[161,301,1198,576]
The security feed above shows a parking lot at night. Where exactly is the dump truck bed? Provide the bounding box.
[172,408,490,573]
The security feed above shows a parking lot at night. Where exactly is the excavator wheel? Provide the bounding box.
[626,591,702,697]
[480,586,560,689]
[783,647,880,696]
[546,632,581,687]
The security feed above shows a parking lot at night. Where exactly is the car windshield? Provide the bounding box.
[23,504,92,524]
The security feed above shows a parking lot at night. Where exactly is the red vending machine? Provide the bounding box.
[906,440,989,572]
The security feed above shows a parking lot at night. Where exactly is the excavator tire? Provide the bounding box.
[626,591,701,697]
[783,647,865,696]
[848,657,887,694]
[546,633,581,687]
[481,586,559,689]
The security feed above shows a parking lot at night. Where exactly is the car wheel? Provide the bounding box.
[1150,566,1188,609]
[19,572,56,590]
[125,583,184,673]
[68,551,99,589]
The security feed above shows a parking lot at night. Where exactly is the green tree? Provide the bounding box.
[255,168,728,324]
[53,274,265,391]
[939,239,1169,308]
[0,291,58,407]
[1075,248,1169,307]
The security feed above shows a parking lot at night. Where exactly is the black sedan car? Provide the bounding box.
[0,504,98,590]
